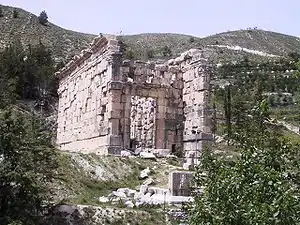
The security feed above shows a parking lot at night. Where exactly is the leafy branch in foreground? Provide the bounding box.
[189,100,300,225]
[0,107,59,225]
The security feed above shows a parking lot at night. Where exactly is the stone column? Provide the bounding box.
[183,63,213,170]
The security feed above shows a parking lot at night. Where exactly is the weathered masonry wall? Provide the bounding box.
[55,36,213,167]
[56,37,122,154]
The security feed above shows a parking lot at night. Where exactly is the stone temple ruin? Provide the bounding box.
[55,35,213,168]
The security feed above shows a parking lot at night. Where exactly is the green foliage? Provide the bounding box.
[214,58,300,137]
[288,51,300,61]
[38,10,48,25]
[124,49,135,60]
[189,37,195,43]
[0,107,59,225]
[0,7,4,17]
[12,9,18,18]
[161,45,172,57]
[0,41,57,105]
[189,101,300,225]
[146,48,154,59]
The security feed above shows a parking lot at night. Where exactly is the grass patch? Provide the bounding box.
[54,153,143,206]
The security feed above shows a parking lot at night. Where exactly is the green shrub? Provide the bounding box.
[13,9,18,18]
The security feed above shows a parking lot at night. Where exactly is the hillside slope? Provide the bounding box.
[200,29,300,56]
[0,4,95,61]
[1,4,300,63]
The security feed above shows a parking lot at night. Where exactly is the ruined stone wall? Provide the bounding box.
[56,36,213,165]
[56,37,122,154]
[120,60,184,152]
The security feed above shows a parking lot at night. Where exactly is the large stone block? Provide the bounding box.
[169,171,193,196]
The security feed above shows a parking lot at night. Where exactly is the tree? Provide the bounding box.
[0,107,59,224]
[38,11,48,25]
[189,37,195,43]
[0,7,4,17]
[223,85,232,142]
[124,49,135,60]
[189,100,300,225]
[146,49,154,59]
[162,45,172,57]
[13,9,18,18]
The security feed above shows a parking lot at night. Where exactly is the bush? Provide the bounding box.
[146,49,154,59]
[189,37,195,43]
[161,45,172,57]
[124,49,135,60]
[188,101,300,225]
[0,7,4,17]
[13,9,18,18]
[38,10,48,25]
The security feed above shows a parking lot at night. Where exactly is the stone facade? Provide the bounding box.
[55,35,213,167]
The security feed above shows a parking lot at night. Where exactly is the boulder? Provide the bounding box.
[139,184,148,194]
[125,200,135,208]
[120,150,132,157]
[152,149,171,158]
[139,152,156,159]
[168,196,194,204]
[148,187,169,195]
[112,190,127,199]
[99,196,110,203]
[139,167,151,179]
[143,178,154,186]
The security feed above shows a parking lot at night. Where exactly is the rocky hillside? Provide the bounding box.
[120,29,300,62]
[1,4,300,63]
[0,4,95,62]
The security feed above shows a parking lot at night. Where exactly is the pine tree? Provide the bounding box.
[13,9,18,18]
[0,108,59,224]
[0,7,3,17]
[38,10,48,25]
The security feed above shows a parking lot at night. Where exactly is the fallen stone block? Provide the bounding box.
[168,196,194,204]
[148,187,169,195]
[99,196,110,203]
[139,167,151,179]
[120,150,132,157]
[125,200,135,208]
[142,178,154,186]
[139,152,156,159]
[152,149,171,158]
[112,190,127,199]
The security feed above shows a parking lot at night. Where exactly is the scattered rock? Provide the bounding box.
[125,200,134,208]
[99,196,110,203]
[152,149,171,158]
[166,154,178,159]
[112,190,127,199]
[139,184,148,195]
[139,167,151,179]
[139,152,156,159]
[143,178,154,186]
[120,150,132,157]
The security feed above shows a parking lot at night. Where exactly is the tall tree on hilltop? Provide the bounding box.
[38,10,48,25]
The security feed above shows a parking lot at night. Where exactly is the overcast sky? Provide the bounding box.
[1,0,299,37]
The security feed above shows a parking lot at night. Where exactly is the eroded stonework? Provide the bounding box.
[55,35,213,167]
